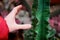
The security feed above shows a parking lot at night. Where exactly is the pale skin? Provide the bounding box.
[4,5,32,32]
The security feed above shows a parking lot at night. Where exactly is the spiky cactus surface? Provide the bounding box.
[24,0,57,40]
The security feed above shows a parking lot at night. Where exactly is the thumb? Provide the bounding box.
[14,24,32,30]
[9,24,32,32]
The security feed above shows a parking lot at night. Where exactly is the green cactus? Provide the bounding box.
[34,0,50,40]
[24,0,57,40]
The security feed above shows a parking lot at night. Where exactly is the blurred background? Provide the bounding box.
[50,0,60,39]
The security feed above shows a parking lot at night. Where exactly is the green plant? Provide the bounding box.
[24,0,56,40]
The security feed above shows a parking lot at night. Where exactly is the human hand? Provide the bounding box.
[4,5,32,32]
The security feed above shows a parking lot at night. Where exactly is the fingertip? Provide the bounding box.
[26,24,32,29]
[17,5,23,9]
[19,5,23,8]
[14,5,22,10]
[29,24,32,28]
[21,24,32,29]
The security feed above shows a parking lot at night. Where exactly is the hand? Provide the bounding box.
[4,5,32,32]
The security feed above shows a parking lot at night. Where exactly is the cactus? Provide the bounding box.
[24,0,56,40]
